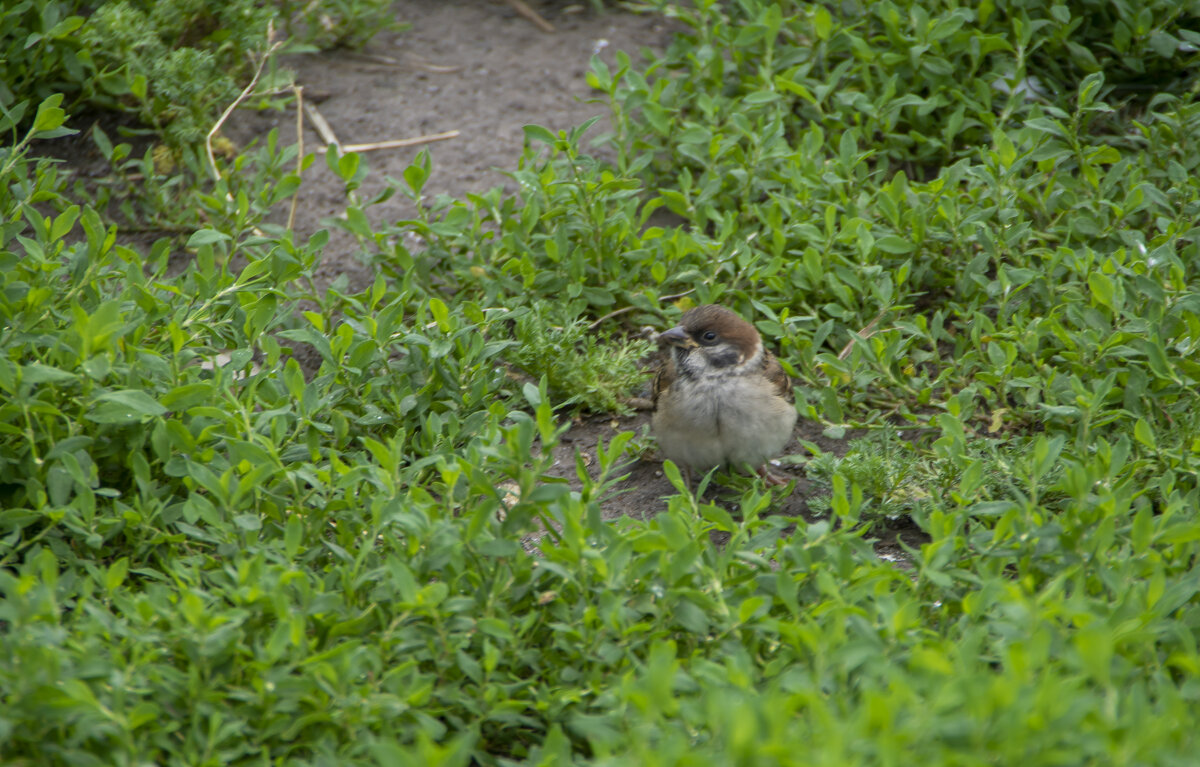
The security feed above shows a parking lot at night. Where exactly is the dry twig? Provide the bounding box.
[505,0,555,33]
[287,84,305,232]
[206,26,285,183]
[404,53,463,74]
[343,51,404,66]
[303,101,341,150]
[343,51,462,73]
[342,131,460,153]
[837,308,888,360]
[587,289,697,331]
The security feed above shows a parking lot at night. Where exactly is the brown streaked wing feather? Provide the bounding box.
[760,349,793,403]
[651,358,676,410]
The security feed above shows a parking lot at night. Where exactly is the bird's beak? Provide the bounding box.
[656,325,696,349]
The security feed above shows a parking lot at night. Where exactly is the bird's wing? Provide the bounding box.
[651,358,677,410]
[761,349,793,403]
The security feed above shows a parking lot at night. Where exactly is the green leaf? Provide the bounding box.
[737,596,765,624]
[130,74,148,101]
[523,124,557,145]
[1133,418,1156,450]
[31,94,65,133]
[234,514,262,531]
[48,15,86,39]
[105,557,129,593]
[50,205,80,241]
[403,155,428,195]
[1078,71,1105,104]
[87,390,167,424]
[743,90,780,105]
[342,206,372,238]
[285,514,304,559]
[522,381,541,407]
[478,538,520,557]
[812,5,833,39]
[993,128,1017,168]
[1087,271,1114,310]
[336,150,361,183]
[661,460,687,494]
[187,229,231,247]
[874,235,913,254]
[429,297,450,331]
[22,363,76,385]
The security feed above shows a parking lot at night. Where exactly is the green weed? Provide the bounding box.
[506,304,653,415]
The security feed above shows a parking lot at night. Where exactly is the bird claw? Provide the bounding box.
[757,465,791,487]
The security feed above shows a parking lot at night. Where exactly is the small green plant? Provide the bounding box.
[805,429,930,523]
[506,304,653,415]
[0,2,88,111]
[277,0,408,49]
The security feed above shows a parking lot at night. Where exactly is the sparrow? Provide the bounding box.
[651,304,797,486]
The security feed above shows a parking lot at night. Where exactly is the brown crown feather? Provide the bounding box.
[679,304,760,355]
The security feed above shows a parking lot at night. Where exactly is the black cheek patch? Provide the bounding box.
[707,346,741,368]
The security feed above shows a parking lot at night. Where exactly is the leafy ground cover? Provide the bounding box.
[2,0,1200,764]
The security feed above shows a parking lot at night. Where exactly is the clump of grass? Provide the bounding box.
[806,429,930,523]
[506,305,652,415]
[806,429,1071,530]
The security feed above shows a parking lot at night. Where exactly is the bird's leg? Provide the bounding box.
[757,464,791,487]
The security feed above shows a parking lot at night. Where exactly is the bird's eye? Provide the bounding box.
[701,330,718,343]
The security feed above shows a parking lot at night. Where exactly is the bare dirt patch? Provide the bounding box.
[227,0,678,293]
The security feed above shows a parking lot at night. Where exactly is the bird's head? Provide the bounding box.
[656,304,763,374]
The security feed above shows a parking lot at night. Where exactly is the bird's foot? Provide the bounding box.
[757,464,791,487]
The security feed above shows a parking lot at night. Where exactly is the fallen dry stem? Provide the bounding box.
[206,32,285,183]
[287,84,305,231]
[505,0,555,33]
[342,131,460,153]
[343,51,404,66]
[303,101,341,150]
[587,289,697,331]
[343,50,463,73]
[837,310,887,361]
[404,53,463,74]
